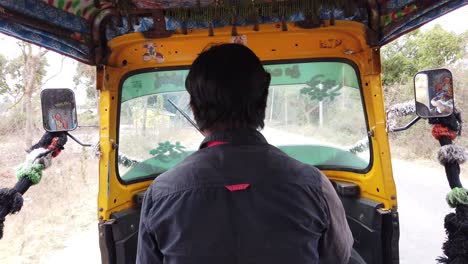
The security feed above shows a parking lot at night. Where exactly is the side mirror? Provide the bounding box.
[414,69,454,118]
[41,88,78,132]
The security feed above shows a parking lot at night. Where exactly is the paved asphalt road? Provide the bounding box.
[45,159,465,264]
[392,159,466,264]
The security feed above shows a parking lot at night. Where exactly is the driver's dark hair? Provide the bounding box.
[186,44,271,132]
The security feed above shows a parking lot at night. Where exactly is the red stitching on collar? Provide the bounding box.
[206,141,228,147]
[225,184,250,192]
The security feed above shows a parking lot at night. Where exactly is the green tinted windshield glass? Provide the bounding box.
[118,61,369,182]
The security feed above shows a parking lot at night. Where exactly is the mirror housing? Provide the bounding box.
[41,88,78,132]
[414,68,454,118]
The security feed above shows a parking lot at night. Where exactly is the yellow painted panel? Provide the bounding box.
[97,20,397,220]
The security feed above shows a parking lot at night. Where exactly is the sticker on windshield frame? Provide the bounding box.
[231,35,247,45]
[143,42,165,63]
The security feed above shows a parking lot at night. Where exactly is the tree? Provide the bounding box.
[381,26,467,160]
[73,63,97,107]
[0,42,49,146]
[382,26,466,108]
[0,54,8,95]
[417,25,465,68]
[382,25,465,87]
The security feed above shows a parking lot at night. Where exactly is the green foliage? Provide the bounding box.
[73,63,97,106]
[0,54,8,93]
[0,43,48,101]
[417,25,464,68]
[381,37,418,86]
[383,26,468,160]
[149,141,186,162]
[0,42,48,145]
[0,108,27,135]
[300,74,342,101]
[382,26,466,86]
[78,110,99,126]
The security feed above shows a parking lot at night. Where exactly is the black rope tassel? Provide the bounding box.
[438,205,468,263]
[433,110,468,263]
[0,177,33,239]
[438,137,463,189]
[0,131,67,239]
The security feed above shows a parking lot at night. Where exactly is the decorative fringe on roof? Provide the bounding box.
[104,0,359,29]
[164,0,357,26]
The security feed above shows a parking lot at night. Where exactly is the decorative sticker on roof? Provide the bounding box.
[382,3,417,26]
[43,0,102,19]
[231,35,247,45]
[320,39,343,48]
[143,42,165,63]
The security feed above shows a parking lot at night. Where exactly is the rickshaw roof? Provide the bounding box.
[0,0,466,65]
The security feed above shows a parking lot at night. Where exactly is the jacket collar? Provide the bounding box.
[199,128,268,149]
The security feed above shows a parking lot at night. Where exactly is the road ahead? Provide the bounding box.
[392,159,465,264]
[44,159,465,264]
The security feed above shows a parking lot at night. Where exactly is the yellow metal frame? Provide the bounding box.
[97,20,397,221]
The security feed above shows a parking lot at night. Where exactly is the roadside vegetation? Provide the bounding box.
[0,40,99,263]
[382,25,468,159]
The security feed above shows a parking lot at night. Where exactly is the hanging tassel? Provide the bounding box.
[208,21,214,36]
[0,132,67,239]
[181,21,188,35]
[437,191,468,263]
[213,0,220,21]
[0,178,29,239]
[249,0,258,31]
[253,19,259,31]
[133,15,140,26]
[343,0,356,18]
[330,10,335,25]
[231,15,238,36]
[281,16,288,31]
[429,110,468,263]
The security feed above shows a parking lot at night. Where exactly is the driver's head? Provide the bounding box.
[186,44,271,133]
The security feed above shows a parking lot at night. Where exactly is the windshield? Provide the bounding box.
[118,61,370,182]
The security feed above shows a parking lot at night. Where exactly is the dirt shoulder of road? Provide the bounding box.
[0,131,98,264]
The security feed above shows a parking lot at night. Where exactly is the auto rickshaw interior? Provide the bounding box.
[96,14,403,262]
[2,1,467,263]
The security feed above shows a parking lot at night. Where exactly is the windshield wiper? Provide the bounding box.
[167,99,202,134]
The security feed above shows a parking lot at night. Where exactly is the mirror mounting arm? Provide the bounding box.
[66,132,93,147]
[389,116,422,132]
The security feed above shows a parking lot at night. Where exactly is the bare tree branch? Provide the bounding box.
[18,42,27,64]
[39,47,48,58]
[40,56,65,88]
[7,93,25,110]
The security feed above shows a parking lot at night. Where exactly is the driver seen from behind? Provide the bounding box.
[137,43,353,264]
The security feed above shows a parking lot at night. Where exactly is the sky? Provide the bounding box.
[0,4,466,99]
[421,4,468,34]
